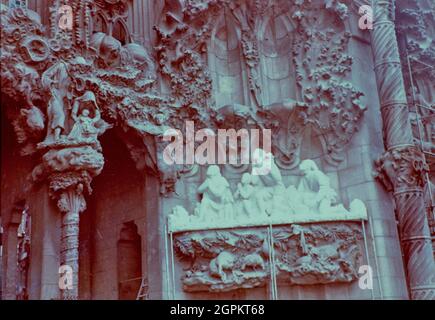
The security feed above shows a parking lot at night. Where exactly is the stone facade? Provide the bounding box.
[0,0,433,300]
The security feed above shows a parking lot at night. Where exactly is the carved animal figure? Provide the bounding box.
[11,106,46,155]
[241,253,265,271]
[209,251,236,281]
[22,106,45,131]
[309,245,340,261]
[13,106,45,143]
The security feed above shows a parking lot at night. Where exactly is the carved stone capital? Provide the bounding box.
[375,146,428,193]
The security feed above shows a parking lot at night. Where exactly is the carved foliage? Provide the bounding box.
[375,146,429,192]
[155,0,366,170]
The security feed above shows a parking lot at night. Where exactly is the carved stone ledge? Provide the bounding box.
[173,222,365,293]
[169,208,367,234]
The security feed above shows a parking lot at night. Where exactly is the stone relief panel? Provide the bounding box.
[168,149,367,292]
[168,149,367,233]
[173,222,364,292]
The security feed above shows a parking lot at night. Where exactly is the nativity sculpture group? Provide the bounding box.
[169,149,367,232]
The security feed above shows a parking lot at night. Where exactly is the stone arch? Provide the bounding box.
[112,18,130,45]
[258,11,297,105]
[208,10,246,108]
[92,12,109,34]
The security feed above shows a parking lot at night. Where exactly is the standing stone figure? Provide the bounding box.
[41,61,71,142]
[234,172,256,218]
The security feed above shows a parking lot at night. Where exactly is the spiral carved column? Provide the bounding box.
[371,0,435,299]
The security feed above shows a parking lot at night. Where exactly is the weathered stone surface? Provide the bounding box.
[0,0,430,301]
[168,151,367,233]
[173,222,364,292]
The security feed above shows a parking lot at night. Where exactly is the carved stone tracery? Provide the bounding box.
[155,0,366,171]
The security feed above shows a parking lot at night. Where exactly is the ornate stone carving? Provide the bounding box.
[173,222,364,292]
[52,179,87,300]
[375,146,429,192]
[155,0,366,171]
[168,149,367,233]
[0,3,159,299]
[396,0,435,83]
[396,0,434,178]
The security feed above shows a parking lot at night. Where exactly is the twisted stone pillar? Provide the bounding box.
[371,0,435,299]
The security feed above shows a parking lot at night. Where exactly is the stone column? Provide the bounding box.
[51,180,87,300]
[371,0,435,299]
[39,143,104,300]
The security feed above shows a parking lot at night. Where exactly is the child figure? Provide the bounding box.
[68,91,101,141]
[235,173,255,218]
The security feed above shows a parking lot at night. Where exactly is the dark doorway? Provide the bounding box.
[117,222,142,300]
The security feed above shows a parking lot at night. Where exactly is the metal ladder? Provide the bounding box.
[136,277,149,300]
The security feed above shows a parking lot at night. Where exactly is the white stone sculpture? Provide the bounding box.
[168,150,368,232]
[234,173,256,218]
[297,159,340,214]
[68,91,102,142]
[251,148,291,219]
[194,165,234,222]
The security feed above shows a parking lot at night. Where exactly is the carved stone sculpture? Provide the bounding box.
[194,165,234,222]
[90,32,122,68]
[68,91,110,142]
[234,173,256,218]
[168,150,367,233]
[155,0,366,171]
[297,159,340,214]
[174,222,364,292]
[41,61,71,143]
[16,205,31,300]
